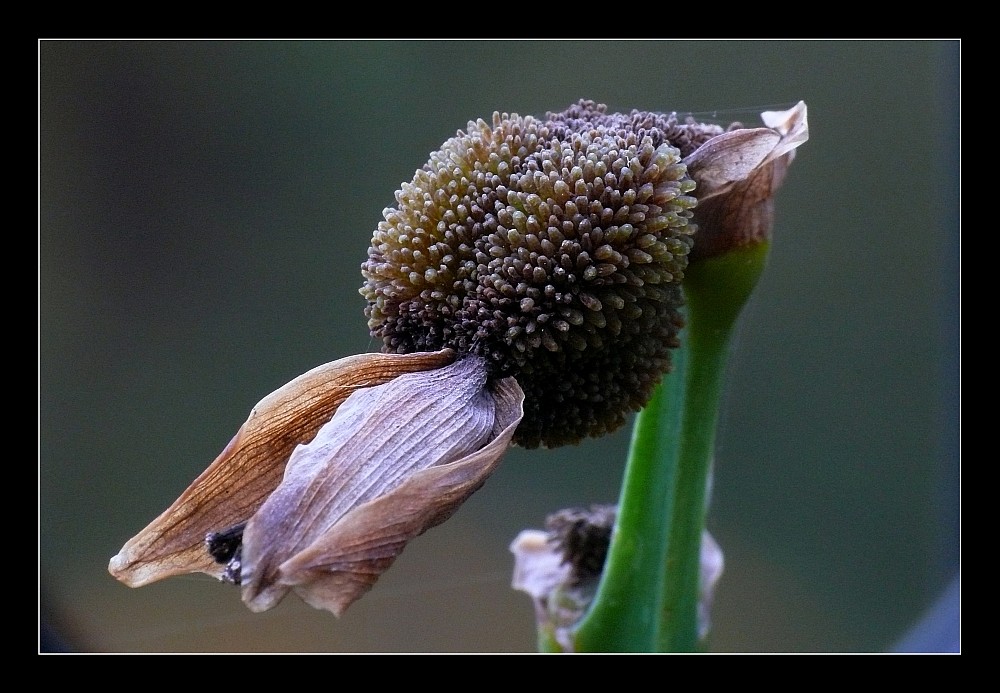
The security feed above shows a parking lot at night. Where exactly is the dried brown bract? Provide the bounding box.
[110,350,523,616]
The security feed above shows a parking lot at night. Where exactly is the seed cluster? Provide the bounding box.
[361,100,723,448]
[545,504,617,585]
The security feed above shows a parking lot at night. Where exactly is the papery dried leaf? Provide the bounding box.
[510,529,573,622]
[685,101,809,260]
[240,356,524,616]
[683,128,781,202]
[761,101,809,161]
[108,349,456,587]
[698,530,725,641]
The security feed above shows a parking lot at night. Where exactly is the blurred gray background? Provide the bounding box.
[40,40,959,653]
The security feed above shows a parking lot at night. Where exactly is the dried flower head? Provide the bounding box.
[361,100,807,448]
[510,506,724,650]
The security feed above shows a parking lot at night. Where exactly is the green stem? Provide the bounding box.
[571,352,686,652]
[659,242,770,650]
[570,242,769,652]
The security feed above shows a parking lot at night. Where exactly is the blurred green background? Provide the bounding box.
[40,40,959,652]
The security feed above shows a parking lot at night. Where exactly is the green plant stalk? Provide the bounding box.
[658,242,769,650]
[571,350,686,652]
[571,242,770,652]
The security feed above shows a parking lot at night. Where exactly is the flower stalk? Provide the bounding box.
[565,103,808,652]
[658,242,770,651]
[570,246,767,652]
[569,353,683,652]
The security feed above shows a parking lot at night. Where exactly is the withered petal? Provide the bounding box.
[240,357,524,616]
[683,128,781,202]
[685,101,809,200]
[761,101,810,162]
[108,349,456,588]
[685,101,809,260]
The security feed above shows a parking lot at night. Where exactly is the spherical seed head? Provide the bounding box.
[361,100,721,448]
